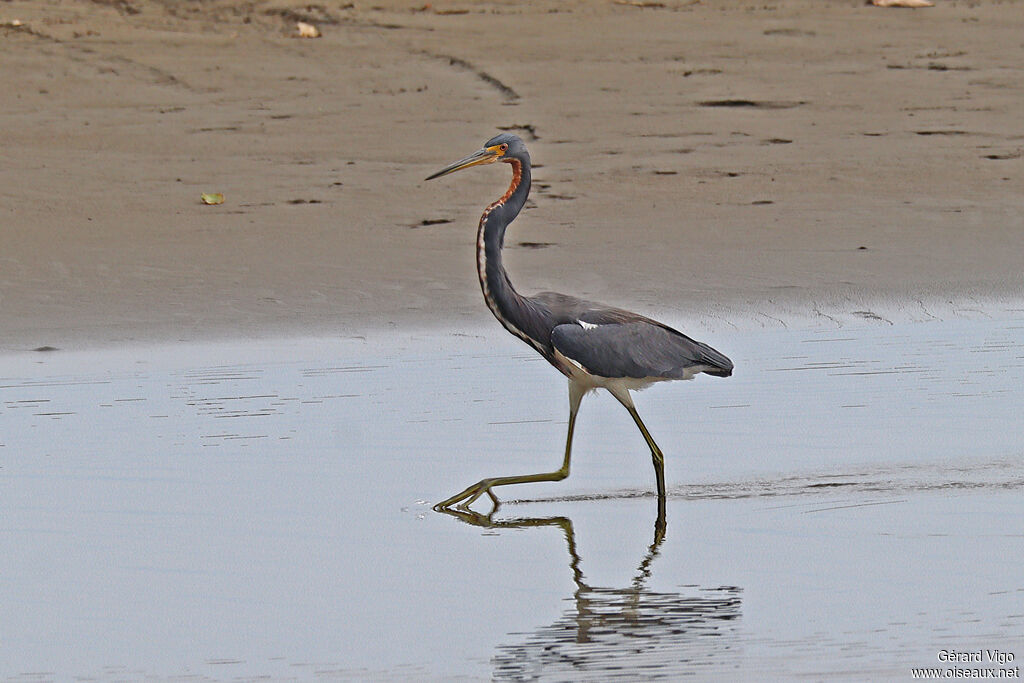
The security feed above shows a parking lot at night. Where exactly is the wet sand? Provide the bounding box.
[2,0,1023,351]
[3,2,1024,681]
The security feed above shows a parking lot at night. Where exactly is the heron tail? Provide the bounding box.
[696,342,733,377]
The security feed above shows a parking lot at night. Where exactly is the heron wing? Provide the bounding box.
[550,320,733,380]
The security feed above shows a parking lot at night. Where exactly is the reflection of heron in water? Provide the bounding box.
[440,508,742,680]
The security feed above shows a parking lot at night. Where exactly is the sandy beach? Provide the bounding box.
[2,0,1022,351]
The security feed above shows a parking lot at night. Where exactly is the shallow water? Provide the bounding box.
[1,319,1022,681]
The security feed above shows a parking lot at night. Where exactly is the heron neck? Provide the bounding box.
[476,159,542,348]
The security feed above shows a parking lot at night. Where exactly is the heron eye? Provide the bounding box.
[499,143,508,152]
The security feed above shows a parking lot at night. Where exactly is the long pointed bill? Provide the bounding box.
[425,146,502,181]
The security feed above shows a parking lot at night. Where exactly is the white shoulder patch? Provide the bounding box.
[578,320,599,330]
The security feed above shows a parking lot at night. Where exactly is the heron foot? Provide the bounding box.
[433,478,502,512]
[434,466,569,512]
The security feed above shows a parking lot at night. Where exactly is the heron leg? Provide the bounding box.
[434,382,586,512]
[607,387,667,499]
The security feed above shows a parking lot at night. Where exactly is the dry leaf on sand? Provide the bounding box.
[296,22,320,38]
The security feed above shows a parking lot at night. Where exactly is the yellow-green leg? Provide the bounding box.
[608,386,667,499]
[434,382,586,512]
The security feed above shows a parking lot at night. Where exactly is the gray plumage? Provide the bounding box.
[534,292,734,380]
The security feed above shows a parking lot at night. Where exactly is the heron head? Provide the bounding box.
[425,133,526,181]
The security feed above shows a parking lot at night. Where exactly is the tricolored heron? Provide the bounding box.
[427,133,732,511]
